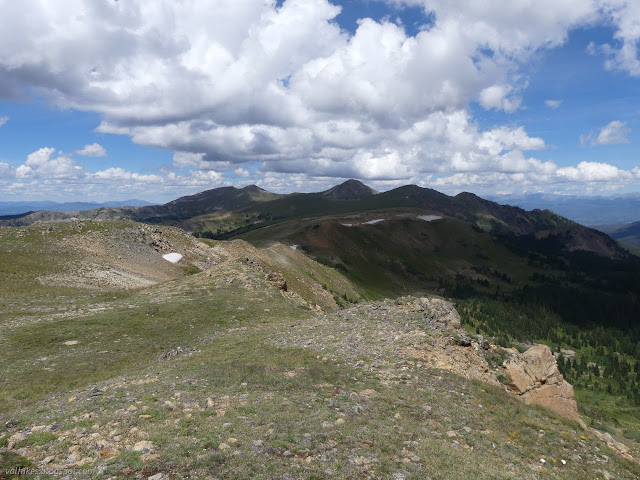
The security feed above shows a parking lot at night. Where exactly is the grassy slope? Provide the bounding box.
[0,221,639,479]
[238,213,549,298]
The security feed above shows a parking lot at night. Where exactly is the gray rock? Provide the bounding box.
[5,419,18,429]
[132,441,157,453]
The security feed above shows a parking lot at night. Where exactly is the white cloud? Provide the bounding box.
[0,1,638,197]
[75,143,107,157]
[593,0,640,76]
[555,161,631,182]
[92,167,162,184]
[172,152,207,169]
[479,85,521,113]
[580,120,631,146]
[0,162,15,177]
[432,159,637,192]
[478,126,546,156]
[0,0,598,183]
[16,147,83,179]
[0,116,8,127]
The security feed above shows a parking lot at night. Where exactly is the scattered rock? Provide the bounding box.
[99,448,120,459]
[159,346,199,360]
[359,389,378,398]
[477,336,490,350]
[453,335,472,347]
[132,441,157,453]
[412,297,461,329]
[266,272,287,291]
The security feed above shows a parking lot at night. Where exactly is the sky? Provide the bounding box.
[1,0,640,203]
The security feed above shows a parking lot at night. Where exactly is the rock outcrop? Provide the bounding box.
[407,297,461,329]
[504,345,586,428]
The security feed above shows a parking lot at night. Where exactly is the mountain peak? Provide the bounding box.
[323,179,378,200]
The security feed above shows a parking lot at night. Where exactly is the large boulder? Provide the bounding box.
[504,345,585,428]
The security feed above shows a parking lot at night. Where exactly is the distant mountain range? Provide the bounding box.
[485,193,640,226]
[5,190,638,228]
[0,199,154,216]
[0,179,626,261]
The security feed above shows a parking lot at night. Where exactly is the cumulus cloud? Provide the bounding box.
[431,160,638,195]
[0,162,15,177]
[580,120,631,146]
[15,147,83,179]
[92,167,162,184]
[0,116,8,127]
[556,161,631,181]
[75,143,107,157]
[592,0,640,76]
[479,85,522,113]
[0,0,602,182]
[545,99,563,109]
[0,1,638,197]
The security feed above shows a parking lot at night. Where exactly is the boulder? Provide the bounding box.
[132,441,157,453]
[7,432,27,450]
[504,345,585,428]
[266,272,287,291]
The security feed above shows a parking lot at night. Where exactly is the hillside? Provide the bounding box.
[183,181,624,261]
[1,222,639,479]
[606,221,640,248]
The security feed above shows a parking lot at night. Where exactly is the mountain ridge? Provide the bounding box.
[0,180,628,260]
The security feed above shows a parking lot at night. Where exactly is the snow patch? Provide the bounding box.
[290,245,300,250]
[418,215,442,222]
[162,253,183,264]
[341,223,354,227]
[363,219,386,225]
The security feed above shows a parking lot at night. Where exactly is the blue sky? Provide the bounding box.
[0,0,639,202]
